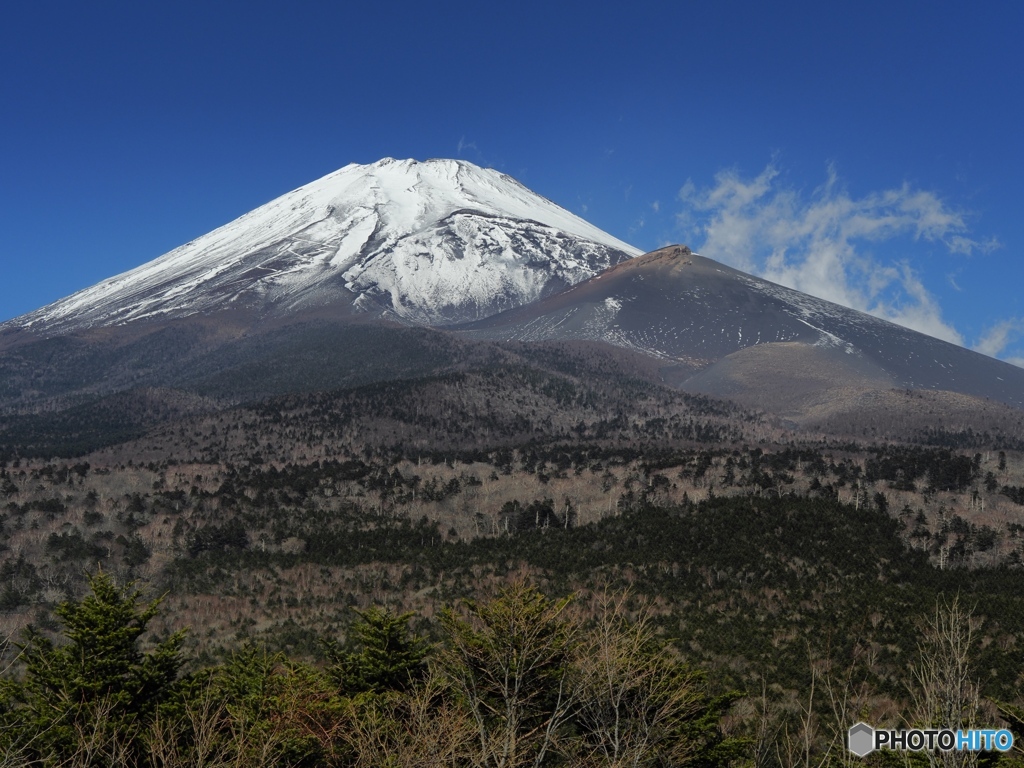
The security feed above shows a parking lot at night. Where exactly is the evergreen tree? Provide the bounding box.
[326,605,430,694]
[3,571,185,765]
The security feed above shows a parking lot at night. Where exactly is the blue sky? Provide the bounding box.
[2,1,1022,363]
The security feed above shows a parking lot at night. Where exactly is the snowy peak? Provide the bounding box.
[7,158,641,333]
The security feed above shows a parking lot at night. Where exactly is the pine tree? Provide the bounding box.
[5,570,185,764]
[327,606,430,694]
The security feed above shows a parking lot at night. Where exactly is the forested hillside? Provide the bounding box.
[2,337,1024,766]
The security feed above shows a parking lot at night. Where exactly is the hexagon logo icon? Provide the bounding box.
[848,722,875,757]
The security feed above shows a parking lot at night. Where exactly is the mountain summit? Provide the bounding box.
[6,158,640,334]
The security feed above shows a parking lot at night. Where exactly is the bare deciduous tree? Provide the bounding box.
[438,581,578,768]
[910,594,980,768]
[568,590,704,768]
[337,671,475,768]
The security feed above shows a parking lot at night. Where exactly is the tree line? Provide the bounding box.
[0,573,740,768]
[4,568,1024,768]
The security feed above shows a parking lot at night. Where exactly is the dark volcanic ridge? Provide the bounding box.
[459,246,1024,415]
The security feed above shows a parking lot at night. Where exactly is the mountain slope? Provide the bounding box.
[2,162,1021,438]
[460,245,1024,417]
[3,158,640,335]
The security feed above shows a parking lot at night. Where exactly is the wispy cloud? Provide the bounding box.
[676,163,994,344]
[974,318,1024,367]
[948,234,1002,256]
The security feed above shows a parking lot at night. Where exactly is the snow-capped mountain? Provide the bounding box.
[5,158,640,334]
[5,161,1021,429]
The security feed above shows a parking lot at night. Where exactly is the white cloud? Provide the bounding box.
[676,163,983,345]
[948,234,1002,256]
[974,318,1024,360]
